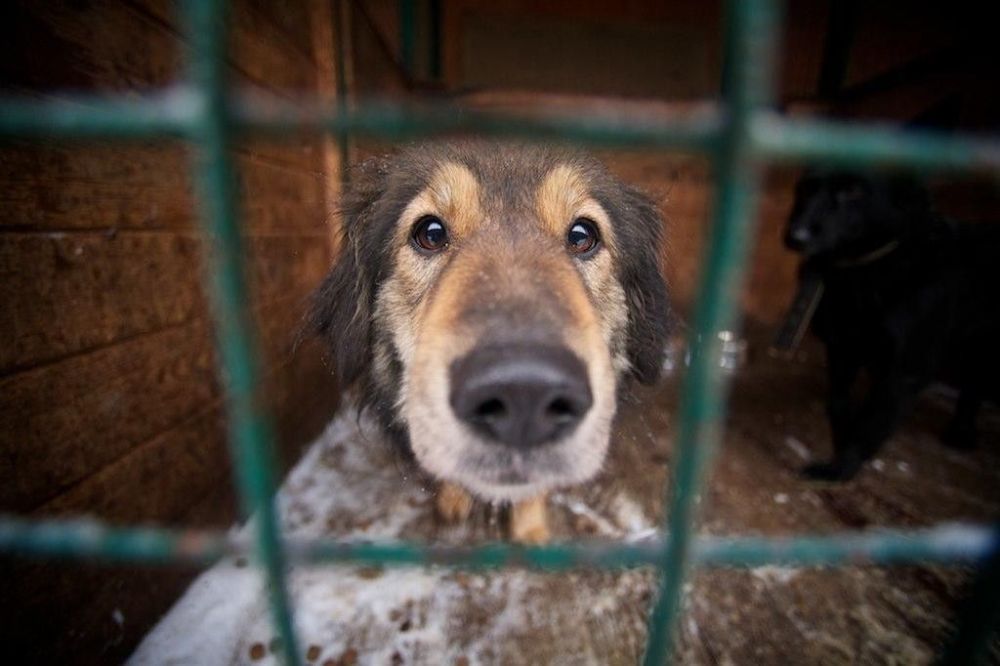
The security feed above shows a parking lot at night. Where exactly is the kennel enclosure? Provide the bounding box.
[1,0,999,664]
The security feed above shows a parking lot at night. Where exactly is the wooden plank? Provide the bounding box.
[0,291,326,513]
[35,345,338,523]
[0,142,328,234]
[245,0,318,66]
[133,0,320,92]
[229,0,321,92]
[0,1,179,92]
[0,142,192,232]
[39,405,233,522]
[0,250,332,511]
[439,0,722,90]
[348,0,409,95]
[0,318,217,513]
[0,231,330,372]
[0,231,203,372]
[0,0,324,94]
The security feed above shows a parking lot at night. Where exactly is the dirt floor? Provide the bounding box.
[654,330,1000,665]
[132,329,1000,666]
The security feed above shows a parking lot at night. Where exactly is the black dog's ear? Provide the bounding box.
[307,159,389,389]
[617,185,673,385]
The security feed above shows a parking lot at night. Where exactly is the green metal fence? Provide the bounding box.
[1,0,999,664]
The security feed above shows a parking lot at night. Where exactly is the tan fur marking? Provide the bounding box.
[536,164,589,237]
[400,162,483,239]
[391,161,483,247]
[510,494,551,544]
[424,162,483,239]
[535,164,616,252]
[376,163,483,370]
[436,481,474,523]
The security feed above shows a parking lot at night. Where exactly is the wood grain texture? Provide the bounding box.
[0,231,329,372]
[0,142,329,233]
[0,2,342,662]
[0,1,179,92]
[0,287,331,512]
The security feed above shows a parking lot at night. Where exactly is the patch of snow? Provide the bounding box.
[129,561,267,665]
[550,493,621,537]
[751,566,799,585]
[609,493,653,536]
[625,528,659,544]
[783,436,811,461]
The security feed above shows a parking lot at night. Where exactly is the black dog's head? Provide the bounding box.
[784,169,932,261]
[309,141,672,501]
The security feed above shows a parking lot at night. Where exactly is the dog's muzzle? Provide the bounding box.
[449,344,593,450]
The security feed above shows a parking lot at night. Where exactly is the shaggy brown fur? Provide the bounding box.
[310,141,672,542]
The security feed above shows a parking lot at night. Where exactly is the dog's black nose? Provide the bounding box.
[785,225,811,251]
[450,344,593,450]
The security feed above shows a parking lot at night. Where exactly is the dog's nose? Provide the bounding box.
[449,345,593,450]
[785,225,811,250]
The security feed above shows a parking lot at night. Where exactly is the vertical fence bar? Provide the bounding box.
[181,1,301,664]
[642,0,780,663]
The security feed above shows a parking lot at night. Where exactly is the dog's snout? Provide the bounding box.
[450,345,592,450]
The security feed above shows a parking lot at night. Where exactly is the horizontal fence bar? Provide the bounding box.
[230,95,723,150]
[3,92,999,173]
[0,517,994,570]
[0,89,199,138]
[0,88,721,150]
[753,113,1000,171]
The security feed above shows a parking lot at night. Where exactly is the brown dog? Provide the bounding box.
[309,142,671,542]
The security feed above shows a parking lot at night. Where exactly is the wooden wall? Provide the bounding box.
[427,0,999,324]
[0,1,341,662]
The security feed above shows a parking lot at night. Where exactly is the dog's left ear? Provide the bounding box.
[306,158,390,390]
[616,185,673,385]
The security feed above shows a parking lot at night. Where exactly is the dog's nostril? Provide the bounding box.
[475,398,507,420]
[546,396,578,421]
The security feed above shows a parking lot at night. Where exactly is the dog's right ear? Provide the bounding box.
[308,159,389,389]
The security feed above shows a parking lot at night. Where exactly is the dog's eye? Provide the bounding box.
[412,215,449,253]
[567,218,600,257]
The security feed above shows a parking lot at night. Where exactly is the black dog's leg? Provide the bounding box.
[803,346,860,481]
[943,382,981,450]
[827,367,920,481]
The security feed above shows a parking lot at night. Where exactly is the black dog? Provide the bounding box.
[783,170,1000,481]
